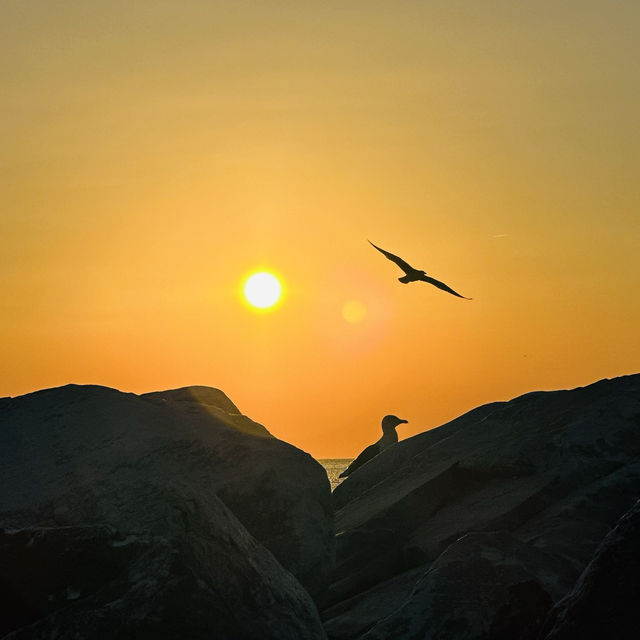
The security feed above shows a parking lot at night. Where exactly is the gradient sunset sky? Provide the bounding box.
[2,1,639,457]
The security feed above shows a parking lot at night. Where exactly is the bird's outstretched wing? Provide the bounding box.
[368,240,415,275]
[338,443,379,478]
[421,275,471,299]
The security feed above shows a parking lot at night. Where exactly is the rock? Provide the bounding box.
[142,385,243,415]
[325,374,640,637]
[141,386,335,598]
[0,384,333,637]
[541,499,640,640]
[325,531,553,640]
[0,499,326,640]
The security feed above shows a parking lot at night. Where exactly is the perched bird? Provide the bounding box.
[369,240,471,299]
[339,415,408,478]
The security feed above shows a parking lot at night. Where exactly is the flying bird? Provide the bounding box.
[368,240,471,299]
[339,415,408,478]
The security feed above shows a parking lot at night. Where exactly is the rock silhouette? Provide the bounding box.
[0,384,333,639]
[325,374,640,639]
[541,499,640,640]
[3,375,639,639]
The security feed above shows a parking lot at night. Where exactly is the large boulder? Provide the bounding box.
[0,384,333,638]
[0,501,324,640]
[325,531,553,640]
[541,499,640,640]
[325,374,640,637]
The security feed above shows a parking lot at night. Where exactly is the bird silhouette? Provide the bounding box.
[339,415,408,478]
[369,240,471,299]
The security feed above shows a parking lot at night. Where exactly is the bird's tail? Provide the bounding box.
[398,275,412,284]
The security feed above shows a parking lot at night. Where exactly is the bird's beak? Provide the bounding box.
[399,419,408,424]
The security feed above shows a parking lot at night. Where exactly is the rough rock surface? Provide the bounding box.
[326,531,552,640]
[0,503,324,640]
[325,374,640,638]
[0,384,332,638]
[541,499,640,640]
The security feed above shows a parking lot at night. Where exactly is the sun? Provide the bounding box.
[243,272,282,310]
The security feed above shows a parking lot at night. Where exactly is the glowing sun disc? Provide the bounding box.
[243,272,282,309]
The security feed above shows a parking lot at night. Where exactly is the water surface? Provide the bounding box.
[318,459,352,491]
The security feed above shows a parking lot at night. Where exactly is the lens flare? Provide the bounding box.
[342,300,367,324]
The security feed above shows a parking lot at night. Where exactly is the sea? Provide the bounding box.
[318,459,352,491]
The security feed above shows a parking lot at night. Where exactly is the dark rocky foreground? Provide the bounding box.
[324,373,640,639]
[0,385,333,639]
[1,374,639,639]
[540,498,640,640]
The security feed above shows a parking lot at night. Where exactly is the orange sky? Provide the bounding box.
[2,2,639,457]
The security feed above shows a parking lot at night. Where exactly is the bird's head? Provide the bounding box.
[381,414,408,432]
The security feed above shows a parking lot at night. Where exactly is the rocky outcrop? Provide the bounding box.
[0,503,324,640]
[325,531,553,640]
[541,499,640,640]
[325,374,640,639]
[0,384,333,638]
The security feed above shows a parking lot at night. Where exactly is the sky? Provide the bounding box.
[2,1,639,457]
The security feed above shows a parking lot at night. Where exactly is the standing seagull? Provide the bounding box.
[339,415,408,478]
[369,240,471,299]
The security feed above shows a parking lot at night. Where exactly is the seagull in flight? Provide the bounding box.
[369,240,471,299]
